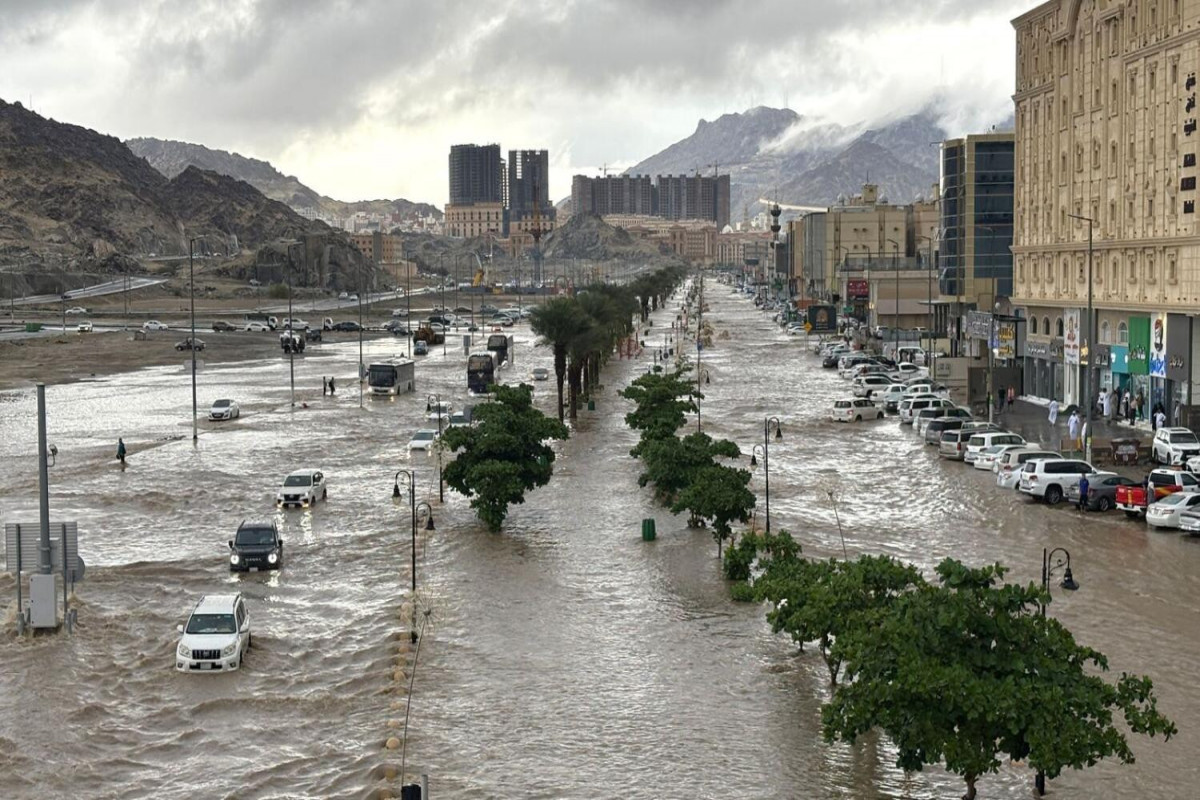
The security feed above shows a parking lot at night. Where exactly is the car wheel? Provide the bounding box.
[1097,496,1112,512]
[247,632,252,649]
[1045,485,1063,505]
[322,489,328,501]
[854,415,861,422]
[1125,510,1142,519]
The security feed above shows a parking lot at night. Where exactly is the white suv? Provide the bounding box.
[176,593,251,672]
[1018,458,1097,505]
[900,397,954,425]
[996,448,1062,488]
[1152,427,1200,466]
[276,469,327,508]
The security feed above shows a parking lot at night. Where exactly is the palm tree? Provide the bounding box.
[530,297,590,422]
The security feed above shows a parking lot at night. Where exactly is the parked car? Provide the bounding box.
[175,593,250,672]
[211,320,237,332]
[175,337,206,351]
[995,448,1063,489]
[489,315,514,327]
[143,320,169,331]
[281,317,309,331]
[852,374,894,397]
[938,429,974,460]
[384,320,409,335]
[408,429,438,451]
[1115,468,1200,517]
[76,321,93,333]
[427,400,453,421]
[875,384,909,412]
[65,306,88,315]
[480,304,499,316]
[228,520,283,572]
[1147,492,1200,529]
[973,443,1030,472]
[924,417,967,445]
[1018,458,1097,505]
[532,367,550,381]
[275,469,327,508]
[964,432,1026,464]
[1178,507,1200,534]
[900,397,955,426]
[917,406,971,436]
[331,321,362,332]
[209,398,240,420]
[830,398,884,422]
[1065,472,1139,512]
[391,308,409,317]
[244,321,270,332]
[1152,427,1200,466]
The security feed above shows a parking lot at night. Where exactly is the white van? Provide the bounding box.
[899,397,955,425]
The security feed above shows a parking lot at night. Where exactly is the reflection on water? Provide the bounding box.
[0,295,1195,798]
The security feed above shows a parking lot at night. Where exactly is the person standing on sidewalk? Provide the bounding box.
[1078,473,1090,512]
[1048,398,1060,425]
[1136,389,1145,421]
[1068,410,1081,451]
[1007,385,1015,407]
[1155,406,1167,432]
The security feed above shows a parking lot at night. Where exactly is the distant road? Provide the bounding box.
[12,277,167,307]
[259,287,437,314]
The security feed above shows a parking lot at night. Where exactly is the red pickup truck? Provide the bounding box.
[1116,468,1200,517]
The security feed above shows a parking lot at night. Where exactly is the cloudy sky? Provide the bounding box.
[0,0,1028,206]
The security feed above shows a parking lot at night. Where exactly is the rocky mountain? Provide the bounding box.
[0,98,366,283]
[542,213,679,265]
[626,105,1008,217]
[127,137,441,221]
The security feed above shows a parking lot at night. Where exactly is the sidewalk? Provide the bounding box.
[988,398,1153,458]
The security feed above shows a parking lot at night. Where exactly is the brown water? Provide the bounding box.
[0,284,1195,799]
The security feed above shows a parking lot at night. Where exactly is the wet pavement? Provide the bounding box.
[0,282,1196,799]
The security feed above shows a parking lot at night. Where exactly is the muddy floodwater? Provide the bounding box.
[1,286,1197,799]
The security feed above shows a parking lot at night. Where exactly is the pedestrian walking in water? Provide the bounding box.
[116,438,127,464]
[1007,386,1015,407]
[1068,409,1081,450]
[1078,473,1090,512]
[328,376,336,395]
[1048,398,1059,425]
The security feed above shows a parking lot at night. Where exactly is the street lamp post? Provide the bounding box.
[426,393,445,502]
[749,416,783,533]
[393,470,435,643]
[887,238,900,354]
[918,234,937,360]
[188,236,203,442]
[696,367,711,433]
[1068,214,1095,460]
[1036,546,1079,795]
[285,242,303,408]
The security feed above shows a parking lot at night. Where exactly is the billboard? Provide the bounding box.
[1128,317,1150,374]
[1167,314,1189,382]
[996,321,1016,360]
[807,304,837,333]
[1149,312,1167,379]
[1064,309,1080,366]
[847,279,869,298]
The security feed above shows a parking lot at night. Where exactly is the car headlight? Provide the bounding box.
[230,553,240,565]
[267,552,278,564]
[222,642,237,657]
[178,642,191,657]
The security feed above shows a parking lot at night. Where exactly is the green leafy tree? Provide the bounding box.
[822,559,1177,800]
[671,463,755,556]
[637,431,741,503]
[620,368,697,446]
[440,384,570,531]
[529,297,591,422]
[753,555,924,686]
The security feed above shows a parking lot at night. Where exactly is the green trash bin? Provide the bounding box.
[641,519,656,541]
[25,323,42,333]
[587,399,596,411]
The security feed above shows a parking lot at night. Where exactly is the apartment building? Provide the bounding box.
[1012,0,1200,419]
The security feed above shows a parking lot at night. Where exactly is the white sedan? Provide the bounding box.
[209,399,240,420]
[830,398,884,423]
[973,444,1026,472]
[1146,492,1200,529]
[143,320,169,331]
[531,367,550,382]
[244,321,270,332]
[489,315,514,327]
[408,429,438,451]
[65,306,88,315]
[76,321,93,333]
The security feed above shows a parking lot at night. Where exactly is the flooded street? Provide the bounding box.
[2,284,1197,799]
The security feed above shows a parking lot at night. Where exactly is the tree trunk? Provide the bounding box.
[820,635,839,687]
[962,775,977,800]
[568,361,582,420]
[554,346,566,422]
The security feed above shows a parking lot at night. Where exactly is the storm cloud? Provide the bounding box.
[0,0,1029,203]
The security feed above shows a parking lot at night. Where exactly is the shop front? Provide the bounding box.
[1128,316,1150,417]
[1166,313,1191,425]
[1023,338,1064,401]
[1111,345,1130,397]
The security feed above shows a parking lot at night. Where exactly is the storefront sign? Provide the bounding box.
[1167,313,1190,382]
[996,321,1017,360]
[1064,309,1080,365]
[806,304,838,333]
[1050,338,1064,359]
[966,311,992,340]
[1128,317,1150,374]
[847,279,869,299]
[1092,343,1111,369]
[1111,345,1129,374]
[1150,312,1168,378]
[1024,339,1051,358]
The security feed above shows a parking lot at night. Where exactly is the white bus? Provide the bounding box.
[368,358,416,396]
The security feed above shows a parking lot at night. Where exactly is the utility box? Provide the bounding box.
[29,574,58,628]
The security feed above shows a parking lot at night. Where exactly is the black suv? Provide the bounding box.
[229,521,284,572]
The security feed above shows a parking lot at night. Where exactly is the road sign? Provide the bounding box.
[4,522,80,575]
[804,322,813,333]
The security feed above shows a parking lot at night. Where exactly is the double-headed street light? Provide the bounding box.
[1035,546,1079,795]
[749,416,783,533]
[188,236,205,442]
[426,393,445,502]
[392,470,435,643]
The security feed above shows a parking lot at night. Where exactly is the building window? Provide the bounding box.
[1169,257,1178,281]
[1148,256,1156,283]
[1100,320,1111,343]
[1043,316,1051,334]
[1030,317,1039,335]
[1118,321,1129,344]
[1056,318,1064,337]
[1183,177,1197,191]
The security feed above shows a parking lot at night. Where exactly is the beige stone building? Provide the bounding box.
[444,203,504,238]
[1013,0,1200,415]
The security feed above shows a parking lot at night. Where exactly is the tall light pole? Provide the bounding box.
[887,238,900,354]
[1036,547,1079,795]
[1067,214,1095,458]
[285,242,303,408]
[749,416,783,533]
[393,470,435,643]
[188,236,204,442]
[918,234,937,361]
[695,367,711,433]
[426,393,445,502]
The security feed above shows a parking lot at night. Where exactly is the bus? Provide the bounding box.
[486,333,513,367]
[467,352,496,394]
[368,358,415,396]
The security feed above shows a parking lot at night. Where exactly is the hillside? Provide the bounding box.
[0,98,366,283]
[127,137,441,221]
[542,213,679,265]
